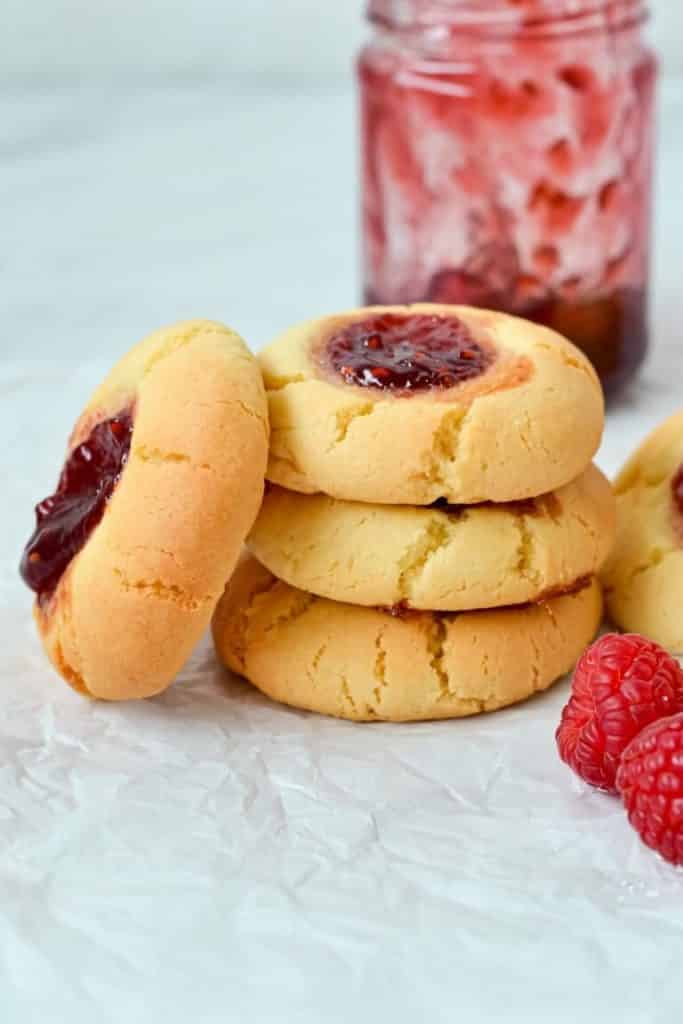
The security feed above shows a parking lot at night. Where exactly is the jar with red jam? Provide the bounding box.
[358,0,657,391]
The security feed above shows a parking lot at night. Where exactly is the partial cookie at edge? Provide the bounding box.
[602,408,683,652]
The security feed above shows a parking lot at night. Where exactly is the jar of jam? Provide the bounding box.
[358,0,657,392]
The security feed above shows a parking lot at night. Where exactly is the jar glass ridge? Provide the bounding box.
[367,0,648,31]
[359,0,657,390]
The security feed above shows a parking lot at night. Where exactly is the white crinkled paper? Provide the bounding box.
[3,360,683,1024]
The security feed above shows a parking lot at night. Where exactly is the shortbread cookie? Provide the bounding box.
[602,409,683,652]
[20,320,268,700]
[213,556,603,722]
[249,465,615,611]
[260,304,603,505]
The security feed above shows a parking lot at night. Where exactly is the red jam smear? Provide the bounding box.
[672,465,683,520]
[432,496,537,516]
[323,313,493,392]
[431,494,561,518]
[20,411,134,599]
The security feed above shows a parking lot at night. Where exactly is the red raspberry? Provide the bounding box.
[556,634,683,793]
[617,713,683,866]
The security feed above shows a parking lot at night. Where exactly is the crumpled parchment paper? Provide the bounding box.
[3,359,683,1023]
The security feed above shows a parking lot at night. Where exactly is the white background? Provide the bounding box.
[0,0,679,80]
[2,3,683,1023]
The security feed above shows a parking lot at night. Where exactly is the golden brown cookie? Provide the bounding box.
[602,408,683,652]
[260,304,603,505]
[21,320,268,701]
[213,555,603,722]
[249,465,615,611]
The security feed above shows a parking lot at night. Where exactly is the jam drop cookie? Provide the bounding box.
[602,409,683,652]
[21,320,268,701]
[249,465,615,612]
[260,304,603,505]
[212,555,603,723]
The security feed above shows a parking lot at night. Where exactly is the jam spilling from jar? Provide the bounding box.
[323,313,494,392]
[20,411,134,599]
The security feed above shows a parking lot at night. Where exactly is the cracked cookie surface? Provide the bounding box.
[602,408,683,652]
[212,555,603,722]
[249,465,615,611]
[28,320,268,700]
[260,304,604,505]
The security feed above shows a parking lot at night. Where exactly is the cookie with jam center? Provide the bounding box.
[260,303,604,505]
[249,464,615,612]
[21,320,268,700]
[602,408,683,652]
[212,555,603,723]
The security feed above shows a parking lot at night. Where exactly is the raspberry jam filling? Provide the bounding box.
[672,465,683,521]
[322,313,494,392]
[432,493,562,519]
[20,411,134,599]
[432,497,538,517]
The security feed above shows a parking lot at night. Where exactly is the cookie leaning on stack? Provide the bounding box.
[213,304,615,722]
[21,320,269,701]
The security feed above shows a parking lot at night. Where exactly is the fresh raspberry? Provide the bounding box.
[616,713,683,866]
[556,634,683,793]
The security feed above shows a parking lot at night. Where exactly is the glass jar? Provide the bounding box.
[358,0,657,392]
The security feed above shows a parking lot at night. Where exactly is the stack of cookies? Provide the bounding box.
[213,304,615,722]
